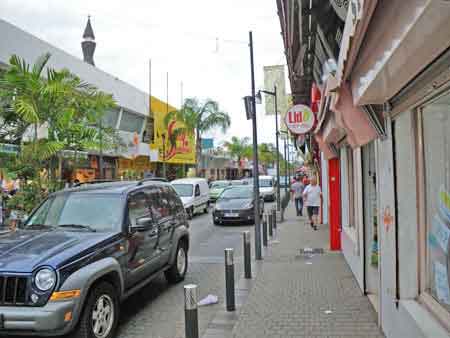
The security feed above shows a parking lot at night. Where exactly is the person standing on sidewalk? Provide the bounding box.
[303,176,322,230]
[291,177,305,216]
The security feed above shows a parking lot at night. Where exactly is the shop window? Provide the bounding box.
[421,92,450,313]
[119,110,145,133]
[101,108,120,128]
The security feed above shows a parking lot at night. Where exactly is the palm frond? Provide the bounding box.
[32,53,51,78]
[14,98,39,124]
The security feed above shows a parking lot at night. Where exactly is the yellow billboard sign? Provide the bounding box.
[150,97,196,164]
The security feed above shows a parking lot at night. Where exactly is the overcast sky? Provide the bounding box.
[0,0,288,145]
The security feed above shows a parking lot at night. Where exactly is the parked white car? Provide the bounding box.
[171,178,210,219]
[259,175,276,202]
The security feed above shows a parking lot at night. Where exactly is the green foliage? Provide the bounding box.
[223,136,252,162]
[6,181,46,215]
[164,97,230,172]
[0,53,119,213]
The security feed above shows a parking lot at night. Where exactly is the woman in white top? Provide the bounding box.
[303,177,322,230]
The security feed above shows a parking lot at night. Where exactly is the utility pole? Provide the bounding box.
[164,71,168,178]
[284,137,288,196]
[274,85,281,212]
[287,137,291,186]
[99,119,103,179]
[249,31,262,261]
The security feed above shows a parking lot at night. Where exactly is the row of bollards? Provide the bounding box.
[184,207,279,338]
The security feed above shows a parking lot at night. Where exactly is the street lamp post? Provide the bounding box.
[99,119,103,179]
[249,31,262,261]
[256,86,281,213]
[284,137,288,195]
[163,135,166,178]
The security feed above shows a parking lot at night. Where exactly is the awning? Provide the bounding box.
[314,132,337,160]
[331,82,378,147]
[336,0,378,85]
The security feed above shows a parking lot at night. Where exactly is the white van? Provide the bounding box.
[171,178,210,218]
[259,175,276,201]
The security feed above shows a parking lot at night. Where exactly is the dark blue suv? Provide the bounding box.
[0,180,189,338]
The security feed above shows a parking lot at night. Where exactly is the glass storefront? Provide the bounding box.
[422,92,450,312]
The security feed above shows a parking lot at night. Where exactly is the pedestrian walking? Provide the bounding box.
[303,177,322,230]
[291,177,305,216]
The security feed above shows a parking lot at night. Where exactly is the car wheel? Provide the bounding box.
[165,241,188,283]
[72,282,119,338]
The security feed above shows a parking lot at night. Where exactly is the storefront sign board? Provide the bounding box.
[284,104,315,135]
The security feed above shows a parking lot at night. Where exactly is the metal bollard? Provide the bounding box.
[262,214,268,247]
[272,208,277,230]
[268,213,273,238]
[184,284,199,338]
[243,231,252,279]
[224,248,235,311]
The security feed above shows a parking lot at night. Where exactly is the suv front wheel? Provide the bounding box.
[165,241,188,283]
[73,282,119,338]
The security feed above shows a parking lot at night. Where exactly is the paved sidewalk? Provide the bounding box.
[231,205,384,338]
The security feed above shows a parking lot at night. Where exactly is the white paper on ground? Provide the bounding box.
[198,294,219,306]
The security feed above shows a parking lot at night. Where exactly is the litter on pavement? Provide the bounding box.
[198,294,219,306]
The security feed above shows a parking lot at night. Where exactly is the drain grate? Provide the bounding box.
[298,248,325,255]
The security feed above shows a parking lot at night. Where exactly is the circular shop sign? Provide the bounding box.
[284,104,315,135]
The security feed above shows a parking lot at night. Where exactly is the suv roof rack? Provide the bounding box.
[136,177,168,186]
[73,179,118,187]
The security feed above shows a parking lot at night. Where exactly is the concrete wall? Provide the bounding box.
[341,146,365,292]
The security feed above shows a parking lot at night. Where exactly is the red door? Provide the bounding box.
[328,158,341,250]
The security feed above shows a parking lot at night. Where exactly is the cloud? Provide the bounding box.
[0,0,286,144]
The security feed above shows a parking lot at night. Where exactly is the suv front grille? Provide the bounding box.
[0,276,28,305]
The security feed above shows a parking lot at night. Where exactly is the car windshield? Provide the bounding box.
[259,179,273,187]
[172,184,193,197]
[24,193,123,232]
[219,187,253,199]
[211,181,229,189]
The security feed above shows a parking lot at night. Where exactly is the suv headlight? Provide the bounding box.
[34,268,56,291]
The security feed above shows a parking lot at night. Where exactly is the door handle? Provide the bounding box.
[148,228,158,238]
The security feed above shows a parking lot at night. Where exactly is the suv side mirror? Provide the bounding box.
[130,216,153,232]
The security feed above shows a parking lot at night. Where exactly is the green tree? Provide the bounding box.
[0,53,118,212]
[164,97,230,174]
[224,136,252,163]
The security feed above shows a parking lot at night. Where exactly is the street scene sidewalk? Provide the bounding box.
[230,204,384,338]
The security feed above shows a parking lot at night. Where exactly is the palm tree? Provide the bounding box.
[224,136,252,163]
[164,97,230,174]
[0,53,117,181]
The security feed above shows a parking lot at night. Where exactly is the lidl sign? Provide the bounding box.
[284,104,315,135]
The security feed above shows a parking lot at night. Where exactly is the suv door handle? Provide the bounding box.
[148,228,158,238]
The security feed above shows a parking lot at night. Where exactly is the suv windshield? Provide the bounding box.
[219,187,253,199]
[172,184,193,197]
[259,179,273,187]
[25,193,123,232]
